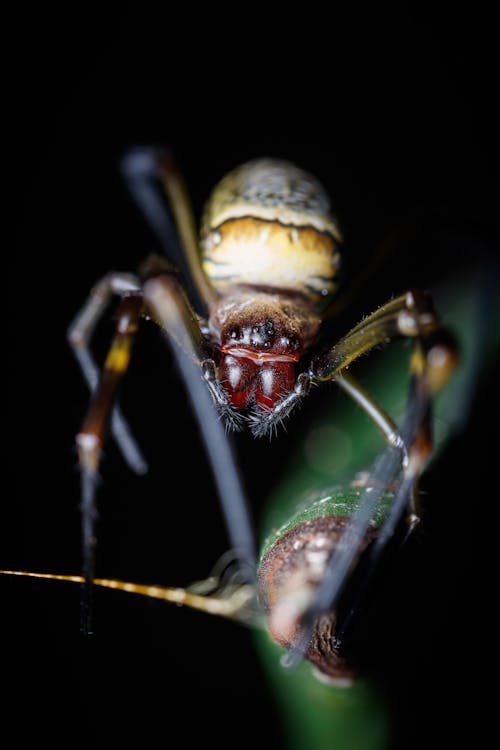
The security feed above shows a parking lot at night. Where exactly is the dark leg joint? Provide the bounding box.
[396,290,439,338]
[420,329,459,395]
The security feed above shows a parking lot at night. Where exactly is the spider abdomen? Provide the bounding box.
[201,159,342,308]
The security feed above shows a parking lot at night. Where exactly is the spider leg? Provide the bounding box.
[68,272,148,474]
[310,289,458,530]
[332,371,422,523]
[142,260,257,581]
[121,146,217,311]
[75,292,143,634]
[333,371,405,453]
[284,290,457,663]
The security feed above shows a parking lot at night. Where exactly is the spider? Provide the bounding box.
[67,148,457,652]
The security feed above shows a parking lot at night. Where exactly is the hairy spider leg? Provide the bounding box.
[317,291,455,518]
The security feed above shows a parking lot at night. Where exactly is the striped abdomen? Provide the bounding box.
[201,159,342,308]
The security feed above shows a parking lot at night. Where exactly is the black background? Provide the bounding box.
[5,5,499,749]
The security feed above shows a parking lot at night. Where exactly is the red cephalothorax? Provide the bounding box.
[210,289,321,413]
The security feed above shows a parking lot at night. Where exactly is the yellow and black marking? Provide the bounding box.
[202,216,340,305]
[200,159,343,307]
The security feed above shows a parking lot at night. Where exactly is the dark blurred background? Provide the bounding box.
[5,5,499,749]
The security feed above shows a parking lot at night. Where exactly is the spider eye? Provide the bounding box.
[262,320,274,336]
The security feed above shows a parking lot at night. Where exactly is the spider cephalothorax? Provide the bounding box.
[209,290,320,413]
